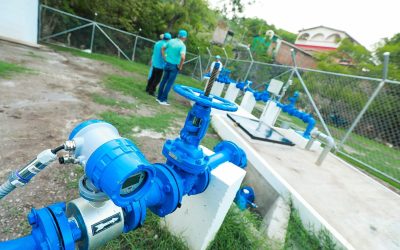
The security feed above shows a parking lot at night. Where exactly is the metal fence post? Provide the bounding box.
[205,47,212,71]
[244,46,254,81]
[38,4,42,42]
[192,49,200,78]
[222,47,229,66]
[198,55,203,80]
[90,22,96,53]
[291,49,333,138]
[131,35,139,61]
[337,52,390,149]
[278,68,295,101]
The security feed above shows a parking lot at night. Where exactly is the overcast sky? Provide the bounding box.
[209,0,399,50]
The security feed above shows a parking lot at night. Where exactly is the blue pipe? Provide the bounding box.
[277,91,316,139]
[208,141,247,170]
[0,84,247,250]
[0,235,38,250]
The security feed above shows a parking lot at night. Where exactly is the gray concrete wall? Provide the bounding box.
[242,162,279,216]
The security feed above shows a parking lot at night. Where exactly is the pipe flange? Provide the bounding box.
[79,176,109,202]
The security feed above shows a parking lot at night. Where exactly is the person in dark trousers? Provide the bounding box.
[156,29,187,105]
[145,32,172,96]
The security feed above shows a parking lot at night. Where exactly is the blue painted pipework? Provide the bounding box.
[236,80,253,91]
[253,87,270,102]
[0,84,247,250]
[235,186,256,210]
[204,68,234,84]
[0,203,81,250]
[277,91,316,139]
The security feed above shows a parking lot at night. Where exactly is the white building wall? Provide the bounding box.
[295,27,347,48]
[0,0,39,45]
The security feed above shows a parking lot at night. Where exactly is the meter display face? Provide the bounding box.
[120,172,147,197]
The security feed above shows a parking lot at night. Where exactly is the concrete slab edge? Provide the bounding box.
[0,36,40,48]
[211,114,355,250]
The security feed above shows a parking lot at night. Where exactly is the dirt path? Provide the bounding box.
[0,40,152,240]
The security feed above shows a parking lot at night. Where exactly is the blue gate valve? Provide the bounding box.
[0,63,247,250]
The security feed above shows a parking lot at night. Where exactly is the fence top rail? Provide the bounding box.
[227,59,253,63]
[252,61,294,70]
[298,66,400,84]
[41,5,93,24]
[96,22,139,37]
[41,4,400,85]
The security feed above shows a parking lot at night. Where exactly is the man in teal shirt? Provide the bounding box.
[146,32,171,96]
[157,29,187,105]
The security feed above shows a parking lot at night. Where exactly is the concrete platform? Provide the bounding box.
[164,147,246,250]
[211,107,400,250]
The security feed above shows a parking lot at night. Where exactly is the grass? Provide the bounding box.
[100,111,177,134]
[49,44,201,88]
[103,210,188,250]
[275,111,400,190]
[0,60,30,78]
[91,93,136,109]
[49,44,321,250]
[208,205,268,250]
[284,206,338,250]
[202,126,222,150]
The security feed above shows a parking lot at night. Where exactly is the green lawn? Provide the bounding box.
[0,60,30,78]
[275,111,400,189]
[49,44,336,250]
[284,205,338,250]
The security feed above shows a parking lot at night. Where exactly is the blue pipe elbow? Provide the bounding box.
[278,92,316,139]
[303,116,316,139]
[208,141,247,170]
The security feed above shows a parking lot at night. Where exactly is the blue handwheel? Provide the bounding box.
[173,84,237,112]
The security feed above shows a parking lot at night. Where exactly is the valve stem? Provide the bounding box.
[204,62,221,97]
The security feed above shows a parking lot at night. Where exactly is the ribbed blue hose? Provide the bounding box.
[0,180,15,200]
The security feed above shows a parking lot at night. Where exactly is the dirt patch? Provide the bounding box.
[0,40,156,240]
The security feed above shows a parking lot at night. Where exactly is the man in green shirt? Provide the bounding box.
[146,32,171,96]
[156,30,187,105]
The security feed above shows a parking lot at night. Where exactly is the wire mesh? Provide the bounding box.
[248,62,292,86]
[285,70,378,138]
[180,53,199,77]
[97,24,135,60]
[134,37,155,65]
[40,7,91,39]
[342,82,400,181]
[39,4,400,184]
[40,7,92,49]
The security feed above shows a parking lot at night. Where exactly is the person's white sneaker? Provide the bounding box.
[159,101,170,106]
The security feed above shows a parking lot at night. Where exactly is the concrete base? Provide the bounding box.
[210,82,225,97]
[242,161,290,248]
[163,147,246,250]
[224,84,240,102]
[262,196,291,246]
[260,101,281,127]
[210,107,400,250]
[240,91,256,113]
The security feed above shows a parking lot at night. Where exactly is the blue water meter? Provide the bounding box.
[68,120,155,207]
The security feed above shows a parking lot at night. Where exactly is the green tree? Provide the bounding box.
[376,33,400,80]
[315,38,374,76]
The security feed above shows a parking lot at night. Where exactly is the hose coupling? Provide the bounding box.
[64,140,76,152]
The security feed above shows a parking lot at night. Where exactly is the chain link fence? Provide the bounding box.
[200,48,400,185]
[39,5,201,78]
[39,5,400,186]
